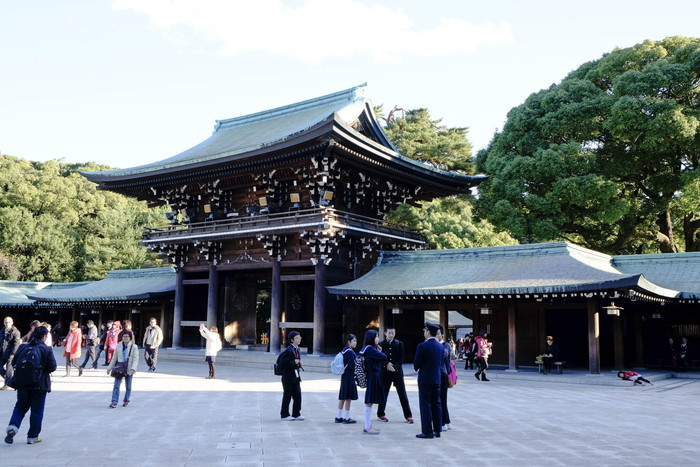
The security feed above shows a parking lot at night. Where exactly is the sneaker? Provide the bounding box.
[293,415,305,421]
[405,417,414,424]
[442,425,447,431]
[4,425,17,444]
[445,423,452,430]
[343,418,357,424]
[27,437,42,444]
[363,427,380,434]
[334,417,344,423]
[109,402,117,408]
[123,401,129,407]
[281,416,294,421]
[377,416,389,422]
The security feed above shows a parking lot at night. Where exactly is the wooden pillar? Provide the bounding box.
[378,301,386,336]
[270,260,282,353]
[439,301,448,336]
[312,260,326,355]
[508,301,517,371]
[634,312,644,368]
[613,314,624,369]
[172,269,185,348]
[587,297,600,375]
[206,263,218,327]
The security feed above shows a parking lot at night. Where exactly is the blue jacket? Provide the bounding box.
[413,337,443,385]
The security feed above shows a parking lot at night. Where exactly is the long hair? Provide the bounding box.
[363,329,378,347]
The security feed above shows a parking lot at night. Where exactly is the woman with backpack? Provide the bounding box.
[358,330,387,435]
[335,334,358,425]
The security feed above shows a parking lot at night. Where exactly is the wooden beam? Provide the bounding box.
[587,297,600,375]
[270,261,282,353]
[508,301,517,371]
[183,279,209,285]
[279,321,314,329]
[280,274,316,282]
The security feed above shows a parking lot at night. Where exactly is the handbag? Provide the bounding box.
[111,345,133,378]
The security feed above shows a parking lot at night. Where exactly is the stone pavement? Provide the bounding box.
[0,348,698,466]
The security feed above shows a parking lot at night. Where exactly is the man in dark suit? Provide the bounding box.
[413,322,443,439]
[377,328,414,423]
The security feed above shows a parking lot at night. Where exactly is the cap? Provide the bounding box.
[424,322,439,333]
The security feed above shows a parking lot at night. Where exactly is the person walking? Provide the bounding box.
[474,329,492,382]
[279,331,304,421]
[413,322,443,439]
[463,333,477,370]
[79,321,100,370]
[106,330,139,408]
[63,321,83,377]
[376,327,413,424]
[335,333,358,424]
[104,321,121,365]
[437,325,452,431]
[0,317,22,390]
[199,324,222,379]
[4,326,57,445]
[359,329,387,435]
[143,317,164,372]
[94,323,108,366]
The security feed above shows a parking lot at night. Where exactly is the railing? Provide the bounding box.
[143,207,423,243]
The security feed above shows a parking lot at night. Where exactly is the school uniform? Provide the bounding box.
[338,346,358,401]
[279,344,302,418]
[413,336,443,437]
[359,345,387,405]
[377,338,413,420]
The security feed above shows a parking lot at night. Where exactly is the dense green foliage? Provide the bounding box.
[476,37,700,254]
[380,107,474,173]
[387,195,518,249]
[0,155,166,282]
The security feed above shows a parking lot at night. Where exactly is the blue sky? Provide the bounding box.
[1,0,698,169]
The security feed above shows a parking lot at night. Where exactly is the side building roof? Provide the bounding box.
[27,267,176,305]
[613,252,700,299]
[327,242,687,301]
[0,281,89,308]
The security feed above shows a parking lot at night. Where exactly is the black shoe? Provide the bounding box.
[434,432,441,438]
[474,372,481,381]
[416,433,434,439]
[78,368,83,376]
[343,418,357,424]
[335,417,344,423]
[481,376,490,381]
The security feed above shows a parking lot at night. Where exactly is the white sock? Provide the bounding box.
[343,409,350,419]
[336,408,343,418]
[364,406,371,430]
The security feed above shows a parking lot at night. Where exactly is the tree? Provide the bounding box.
[0,155,165,282]
[387,195,518,249]
[382,108,475,172]
[476,37,700,254]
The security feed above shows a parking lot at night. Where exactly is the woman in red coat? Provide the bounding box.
[63,321,83,377]
[105,321,122,364]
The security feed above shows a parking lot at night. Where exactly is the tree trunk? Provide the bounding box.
[656,209,677,253]
[684,213,700,252]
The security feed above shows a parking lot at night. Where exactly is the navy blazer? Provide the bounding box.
[413,337,443,385]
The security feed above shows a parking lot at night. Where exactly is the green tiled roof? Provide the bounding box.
[613,252,700,299]
[27,267,176,303]
[327,242,683,299]
[0,281,88,307]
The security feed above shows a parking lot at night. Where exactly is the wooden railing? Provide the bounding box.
[143,207,424,243]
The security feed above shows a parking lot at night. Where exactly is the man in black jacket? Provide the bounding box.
[0,316,22,390]
[413,322,443,439]
[376,327,413,424]
[279,331,304,421]
[4,326,57,445]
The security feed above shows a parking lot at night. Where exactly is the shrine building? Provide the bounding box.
[81,84,484,353]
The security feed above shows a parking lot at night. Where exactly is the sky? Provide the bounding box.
[1,0,699,170]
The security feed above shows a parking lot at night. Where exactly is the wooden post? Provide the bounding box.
[378,300,386,337]
[508,301,517,371]
[206,263,218,327]
[439,301,448,336]
[613,314,624,369]
[634,312,644,368]
[587,297,600,375]
[270,261,282,353]
[172,269,185,348]
[312,260,326,355]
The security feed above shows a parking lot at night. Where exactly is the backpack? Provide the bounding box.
[274,352,284,376]
[331,351,347,375]
[447,359,458,388]
[354,353,367,388]
[12,344,43,389]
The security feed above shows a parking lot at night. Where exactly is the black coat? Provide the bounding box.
[413,337,443,385]
[1,326,21,360]
[279,344,302,383]
[11,338,57,392]
[378,338,405,374]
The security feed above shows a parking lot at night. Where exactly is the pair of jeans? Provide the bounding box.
[111,374,133,403]
[9,388,47,439]
[144,344,158,370]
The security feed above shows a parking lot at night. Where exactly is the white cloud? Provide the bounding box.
[111,0,513,63]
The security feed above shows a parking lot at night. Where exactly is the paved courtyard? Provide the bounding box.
[0,349,698,466]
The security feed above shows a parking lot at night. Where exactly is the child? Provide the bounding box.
[617,370,653,385]
[199,324,222,379]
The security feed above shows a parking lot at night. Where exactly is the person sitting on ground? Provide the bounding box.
[617,370,653,386]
